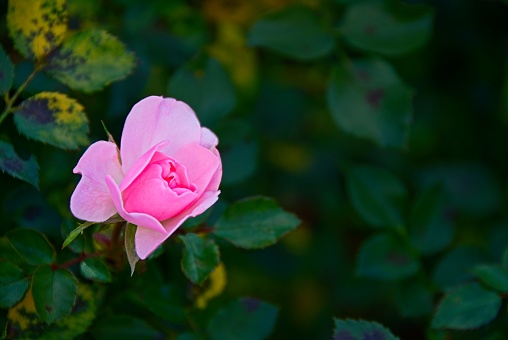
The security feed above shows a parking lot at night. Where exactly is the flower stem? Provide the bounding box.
[0,64,41,126]
[52,252,100,271]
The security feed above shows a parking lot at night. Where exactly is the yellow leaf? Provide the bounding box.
[7,0,67,59]
[195,262,227,309]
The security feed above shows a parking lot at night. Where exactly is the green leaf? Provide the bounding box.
[0,261,29,308]
[133,283,186,323]
[13,92,89,149]
[207,298,279,340]
[7,0,67,59]
[327,58,413,148]
[80,258,111,283]
[333,318,399,340]
[409,185,454,256]
[179,233,220,285]
[431,282,501,330]
[0,45,14,94]
[32,265,78,324]
[0,141,39,188]
[167,58,236,126]
[44,29,136,92]
[248,5,335,60]
[356,233,420,281]
[91,315,163,339]
[62,221,95,249]
[6,283,97,338]
[7,228,55,266]
[340,0,434,56]
[60,219,84,253]
[345,165,407,229]
[472,264,508,293]
[432,247,487,291]
[177,333,202,340]
[125,223,139,276]
[394,279,433,318]
[214,196,300,249]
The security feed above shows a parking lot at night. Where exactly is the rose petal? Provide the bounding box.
[119,141,168,192]
[105,175,166,234]
[70,141,123,222]
[173,143,221,192]
[123,178,198,221]
[200,127,219,150]
[135,191,220,259]
[120,96,202,174]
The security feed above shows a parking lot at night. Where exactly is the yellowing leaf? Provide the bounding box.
[44,29,136,92]
[13,92,89,149]
[7,0,67,59]
[6,284,97,339]
[195,262,227,309]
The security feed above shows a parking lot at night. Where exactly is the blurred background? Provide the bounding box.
[2,0,508,338]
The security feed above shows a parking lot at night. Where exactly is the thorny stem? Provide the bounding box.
[0,63,41,126]
[52,252,100,271]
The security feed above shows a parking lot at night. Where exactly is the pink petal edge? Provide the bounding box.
[135,191,220,259]
[120,96,202,175]
[70,141,123,222]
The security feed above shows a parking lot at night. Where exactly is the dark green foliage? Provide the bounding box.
[207,298,279,340]
[356,233,420,280]
[248,5,335,60]
[0,45,14,94]
[214,196,300,249]
[80,258,111,283]
[32,265,78,323]
[431,282,502,330]
[333,319,399,340]
[327,58,413,148]
[0,261,29,308]
[0,141,39,188]
[7,229,55,266]
[179,233,220,285]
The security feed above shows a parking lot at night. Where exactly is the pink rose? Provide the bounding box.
[70,96,222,259]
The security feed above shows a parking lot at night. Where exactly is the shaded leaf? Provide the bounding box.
[327,58,413,148]
[409,184,454,256]
[0,141,39,188]
[0,45,14,94]
[13,92,89,149]
[133,283,186,323]
[432,247,487,291]
[0,261,29,308]
[91,315,162,339]
[356,233,420,281]
[7,0,67,59]
[214,196,300,249]
[180,233,220,285]
[7,228,55,266]
[125,223,139,276]
[80,258,111,283]
[346,165,407,229]
[394,279,433,318]
[208,298,279,340]
[418,163,502,216]
[248,5,335,60]
[472,264,508,293]
[44,29,136,92]
[341,0,433,56]
[5,284,97,339]
[32,265,78,323]
[221,141,258,185]
[431,282,501,330]
[333,318,399,340]
[167,58,236,126]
